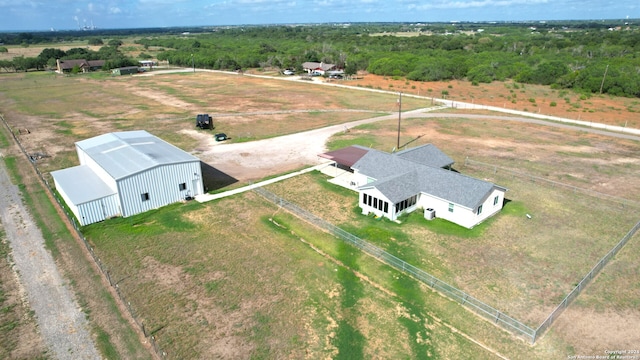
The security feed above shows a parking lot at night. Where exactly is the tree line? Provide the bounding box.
[137,22,640,97]
[0,40,137,73]
[1,21,638,97]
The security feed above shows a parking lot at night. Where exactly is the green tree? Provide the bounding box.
[88,38,104,46]
[37,48,66,64]
[107,39,123,48]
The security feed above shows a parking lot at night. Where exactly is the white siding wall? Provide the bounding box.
[359,188,393,219]
[474,188,505,224]
[76,194,120,226]
[117,161,202,217]
[417,188,506,229]
[54,177,81,225]
[418,193,476,228]
[351,171,370,187]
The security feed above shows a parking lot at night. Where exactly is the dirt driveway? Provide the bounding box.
[184,108,428,182]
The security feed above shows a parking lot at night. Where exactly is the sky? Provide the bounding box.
[1,0,638,31]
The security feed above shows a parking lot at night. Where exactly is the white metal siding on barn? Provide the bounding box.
[76,194,120,226]
[54,177,81,223]
[54,131,204,225]
[117,162,202,217]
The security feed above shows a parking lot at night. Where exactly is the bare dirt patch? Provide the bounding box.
[346,74,640,128]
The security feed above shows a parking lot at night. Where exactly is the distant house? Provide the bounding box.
[320,144,507,229]
[302,61,337,75]
[111,66,140,76]
[51,130,204,226]
[56,59,105,73]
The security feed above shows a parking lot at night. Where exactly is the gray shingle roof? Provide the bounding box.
[75,130,199,180]
[353,145,505,209]
[301,61,336,71]
[352,148,417,179]
[395,144,454,168]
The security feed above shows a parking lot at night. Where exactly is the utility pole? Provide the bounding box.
[599,64,608,94]
[397,92,402,151]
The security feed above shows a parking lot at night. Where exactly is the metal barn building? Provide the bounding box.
[51,130,203,226]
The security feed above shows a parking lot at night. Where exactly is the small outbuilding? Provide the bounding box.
[51,130,203,226]
[111,66,140,76]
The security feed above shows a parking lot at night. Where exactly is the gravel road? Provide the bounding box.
[0,156,101,360]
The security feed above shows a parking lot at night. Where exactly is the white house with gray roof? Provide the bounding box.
[51,130,203,226]
[321,144,506,229]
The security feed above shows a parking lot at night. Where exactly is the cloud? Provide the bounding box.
[109,6,122,14]
[407,0,549,11]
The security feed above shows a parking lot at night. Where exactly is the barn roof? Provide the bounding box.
[51,165,116,205]
[75,130,199,180]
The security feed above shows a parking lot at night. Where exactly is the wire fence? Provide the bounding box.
[464,156,640,340]
[0,114,166,359]
[534,218,640,341]
[253,186,538,343]
[464,157,640,209]
[254,181,640,344]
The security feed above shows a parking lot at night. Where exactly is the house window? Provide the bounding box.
[448,203,454,212]
[179,183,187,191]
[477,205,483,215]
[493,195,500,206]
[141,192,150,201]
[383,202,389,213]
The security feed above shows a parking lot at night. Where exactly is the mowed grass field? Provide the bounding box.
[0,69,639,358]
[83,195,510,359]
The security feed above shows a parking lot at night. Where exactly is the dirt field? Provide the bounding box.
[344,73,640,129]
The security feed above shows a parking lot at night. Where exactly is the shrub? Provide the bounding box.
[550,101,557,107]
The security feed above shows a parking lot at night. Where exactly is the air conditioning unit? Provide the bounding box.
[424,208,436,220]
